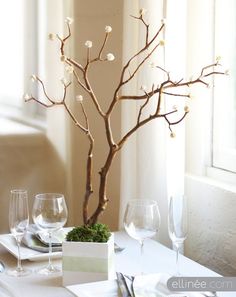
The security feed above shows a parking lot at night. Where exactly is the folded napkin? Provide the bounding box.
[22,232,62,253]
[22,224,67,252]
[116,273,211,297]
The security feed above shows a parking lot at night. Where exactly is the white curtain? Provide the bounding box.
[119,0,187,246]
[39,0,76,226]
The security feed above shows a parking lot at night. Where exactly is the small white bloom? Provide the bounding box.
[66,65,74,74]
[31,74,37,82]
[159,40,165,46]
[188,75,194,81]
[173,105,177,111]
[106,53,115,61]
[60,55,67,62]
[60,78,68,85]
[23,93,31,100]
[65,17,73,25]
[184,106,190,113]
[216,56,221,62]
[170,132,176,138]
[139,8,147,16]
[140,85,147,91]
[225,69,229,75]
[85,40,93,48]
[206,83,212,89]
[188,93,194,99]
[76,95,83,102]
[105,26,112,33]
[48,33,56,41]
[161,18,166,25]
[149,62,156,68]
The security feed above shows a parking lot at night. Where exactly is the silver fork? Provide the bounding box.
[200,292,218,297]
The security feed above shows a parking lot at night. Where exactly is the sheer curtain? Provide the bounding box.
[38,0,75,226]
[119,0,187,246]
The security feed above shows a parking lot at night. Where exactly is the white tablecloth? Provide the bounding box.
[0,231,235,297]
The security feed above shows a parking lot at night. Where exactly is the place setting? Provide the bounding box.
[0,189,125,277]
[0,190,69,277]
[0,190,220,297]
[66,197,217,297]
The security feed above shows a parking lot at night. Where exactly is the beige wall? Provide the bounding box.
[70,0,123,230]
[0,119,65,233]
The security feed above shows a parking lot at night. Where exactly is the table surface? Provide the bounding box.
[0,231,235,297]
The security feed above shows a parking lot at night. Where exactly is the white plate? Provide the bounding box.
[0,233,62,262]
[66,277,211,297]
[0,233,62,261]
[66,280,121,297]
[66,278,167,297]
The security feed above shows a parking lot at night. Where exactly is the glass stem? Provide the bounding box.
[16,238,22,272]
[140,240,144,274]
[175,242,181,276]
[48,231,52,268]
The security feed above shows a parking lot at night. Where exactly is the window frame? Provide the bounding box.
[0,0,46,129]
[212,0,236,174]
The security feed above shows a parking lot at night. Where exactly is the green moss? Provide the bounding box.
[66,223,111,243]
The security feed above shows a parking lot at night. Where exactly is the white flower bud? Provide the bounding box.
[216,56,221,62]
[149,62,156,68]
[140,85,147,91]
[161,18,166,25]
[188,93,194,99]
[225,69,229,75]
[173,105,177,111]
[76,95,83,102]
[23,93,31,100]
[189,75,194,81]
[184,106,190,113]
[105,26,112,33]
[48,33,56,41]
[85,40,93,48]
[159,40,165,46]
[106,53,115,61]
[66,65,74,74]
[60,55,67,62]
[170,132,176,138]
[31,74,37,82]
[60,78,68,85]
[139,8,147,16]
[65,17,73,25]
[207,83,212,89]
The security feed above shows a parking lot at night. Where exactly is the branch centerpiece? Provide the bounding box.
[24,9,226,242]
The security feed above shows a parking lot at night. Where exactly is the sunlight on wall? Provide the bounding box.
[0,1,24,106]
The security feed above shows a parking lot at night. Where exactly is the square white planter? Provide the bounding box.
[62,233,115,286]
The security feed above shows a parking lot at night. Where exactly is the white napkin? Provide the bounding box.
[133,274,212,297]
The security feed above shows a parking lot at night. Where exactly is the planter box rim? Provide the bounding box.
[63,233,114,245]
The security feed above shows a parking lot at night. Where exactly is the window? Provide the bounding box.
[0,0,44,123]
[0,1,24,108]
[213,0,236,174]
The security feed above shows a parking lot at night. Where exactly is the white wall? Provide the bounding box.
[185,0,236,276]
[185,175,236,276]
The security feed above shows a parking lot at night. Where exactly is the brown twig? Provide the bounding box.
[25,13,226,225]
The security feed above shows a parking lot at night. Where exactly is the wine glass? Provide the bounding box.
[0,261,4,273]
[32,193,68,275]
[124,199,161,274]
[8,189,31,277]
[168,195,188,276]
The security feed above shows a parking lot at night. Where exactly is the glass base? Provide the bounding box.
[0,261,5,273]
[7,267,31,277]
[35,264,61,275]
